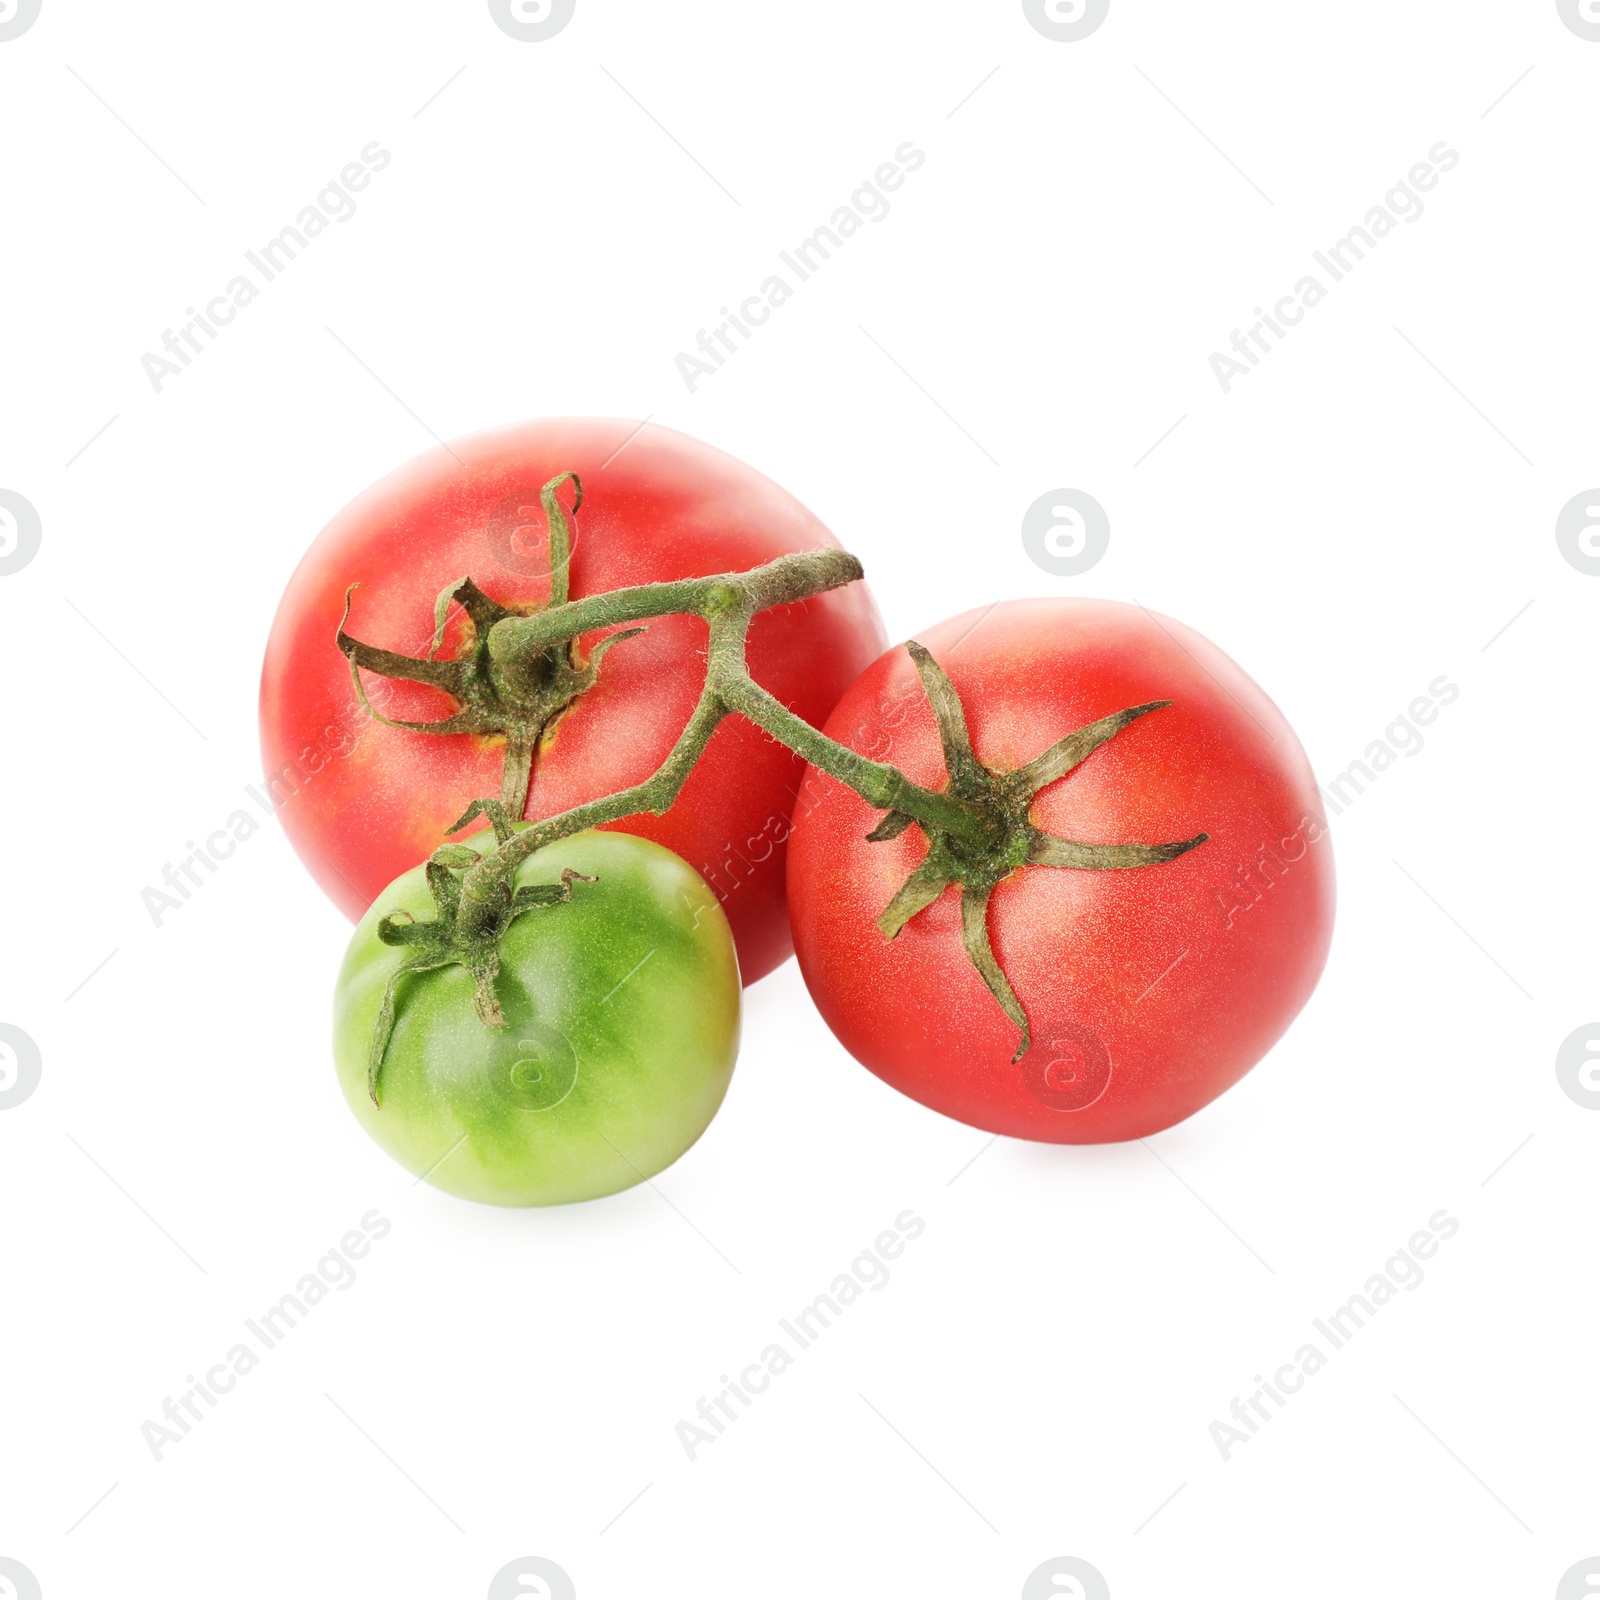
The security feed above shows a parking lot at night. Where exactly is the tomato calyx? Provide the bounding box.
[337,474,648,816]
[364,799,593,1106]
[869,644,1209,1062]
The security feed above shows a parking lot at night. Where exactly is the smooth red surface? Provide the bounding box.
[786,599,1334,1142]
[260,419,885,982]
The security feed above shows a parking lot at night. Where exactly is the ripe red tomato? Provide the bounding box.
[260,419,885,982]
[786,599,1334,1142]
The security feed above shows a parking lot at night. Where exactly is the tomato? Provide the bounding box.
[333,829,740,1206]
[261,418,885,983]
[786,598,1334,1143]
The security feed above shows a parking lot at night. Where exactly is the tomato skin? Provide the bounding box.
[333,831,740,1207]
[786,599,1335,1143]
[260,418,885,983]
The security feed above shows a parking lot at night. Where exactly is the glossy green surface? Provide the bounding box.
[333,830,741,1206]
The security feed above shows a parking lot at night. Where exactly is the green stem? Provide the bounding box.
[485,548,865,662]
[455,569,993,937]
[497,725,538,814]
[716,672,985,840]
[456,679,727,937]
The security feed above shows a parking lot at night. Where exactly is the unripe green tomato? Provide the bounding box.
[333,830,740,1206]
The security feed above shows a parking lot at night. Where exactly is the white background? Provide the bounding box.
[1,2,1595,1597]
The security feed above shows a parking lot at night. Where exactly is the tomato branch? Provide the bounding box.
[450,594,995,941]
[346,471,1208,1066]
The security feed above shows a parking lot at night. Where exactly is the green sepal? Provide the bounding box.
[904,641,986,799]
[1003,701,1171,799]
[867,810,915,842]
[1026,829,1209,870]
[540,472,582,609]
[876,858,953,938]
[959,883,1030,1062]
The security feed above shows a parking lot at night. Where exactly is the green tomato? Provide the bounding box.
[333,830,740,1207]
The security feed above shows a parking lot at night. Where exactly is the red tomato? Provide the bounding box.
[786,599,1334,1142]
[260,419,885,983]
